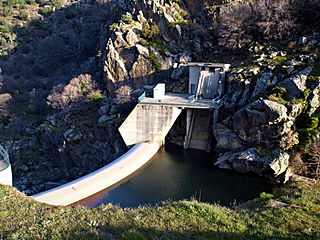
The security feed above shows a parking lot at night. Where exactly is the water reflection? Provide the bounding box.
[77,144,276,208]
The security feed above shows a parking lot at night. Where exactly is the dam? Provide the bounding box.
[119,62,230,152]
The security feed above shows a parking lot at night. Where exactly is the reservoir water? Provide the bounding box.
[77,144,276,208]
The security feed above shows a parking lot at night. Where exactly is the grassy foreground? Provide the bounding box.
[0,181,319,240]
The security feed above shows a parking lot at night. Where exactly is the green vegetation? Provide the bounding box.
[268,87,288,105]
[18,10,29,20]
[141,21,160,40]
[149,51,161,71]
[0,181,319,239]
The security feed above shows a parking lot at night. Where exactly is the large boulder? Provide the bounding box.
[215,148,290,182]
[277,66,313,100]
[214,99,288,151]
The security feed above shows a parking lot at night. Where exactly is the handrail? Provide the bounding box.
[0,144,10,172]
[138,92,146,103]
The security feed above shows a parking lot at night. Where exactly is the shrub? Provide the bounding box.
[36,0,46,4]
[3,7,13,16]
[115,85,132,104]
[0,36,7,46]
[50,0,62,9]
[6,0,16,7]
[149,51,161,71]
[141,21,160,40]
[0,20,11,32]
[217,0,295,49]
[88,90,102,105]
[47,74,98,109]
[40,5,53,16]
[18,10,29,21]
[109,23,118,31]
[121,12,132,24]
[26,0,35,4]
[1,51,9,60]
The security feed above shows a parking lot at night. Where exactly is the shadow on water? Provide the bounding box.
[77,143,276,208]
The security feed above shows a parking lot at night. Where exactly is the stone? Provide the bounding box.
[298,36,307,46]
[136,44,149,58]
[214,148,289,181]
[125,29,139,46]
[308,79,320,116]
[214,128,244,152]
[170,66,188,81]
[98,105,110,116]
[251,72,273,98]
[277,66,313,100]
[98,114,116,124]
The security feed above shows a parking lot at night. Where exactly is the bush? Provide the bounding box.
[121,12,132,24]
[36,0,46,4]
[218,0,295,49]
[115,85,132,104]
[26,0,35,4]
[149,51,161,71]
[6,0,16,7]
[3,7,13,16]
[88,91,102,105]
[18,10,29,20]
[47,74,98,109]
[0,20,11,32]
[50,0,62,9]
[0,36,7,46]
[141,21,160,40]
[40,5,53,16]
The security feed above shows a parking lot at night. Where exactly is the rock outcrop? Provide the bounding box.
[215,148,290,182]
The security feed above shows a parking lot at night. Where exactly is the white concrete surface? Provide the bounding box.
[0,164,12,186]
[32,142,161,206]
[153,83,165,99]
[119,104,182,146]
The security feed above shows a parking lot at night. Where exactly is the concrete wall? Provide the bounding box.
[119,104,182,146]
[189,66,201,94]
[0,165,12,186]
[32,142,161,206]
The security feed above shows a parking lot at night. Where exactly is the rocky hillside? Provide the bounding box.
[0,0,319,194]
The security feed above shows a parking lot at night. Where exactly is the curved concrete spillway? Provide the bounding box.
[32,142,161,206]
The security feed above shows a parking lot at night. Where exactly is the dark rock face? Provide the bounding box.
[214,99,288,151]
[215,148,290,182]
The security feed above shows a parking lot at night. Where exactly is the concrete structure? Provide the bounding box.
[0,144,12,186]
[119,62,230,151]
[153,83,165,99]
[119,104,182,146]
[188,62,230,99]
[32,142,161,206]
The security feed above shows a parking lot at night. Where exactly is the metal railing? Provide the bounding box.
[0,145,10,172]
[188,95,223,108]
[138,92,146,103]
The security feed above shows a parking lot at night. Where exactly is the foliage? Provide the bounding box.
[109,22,118,31]
[268,87,288,105]
[18,10,29,21]
[115,85,132,104]
[0,20,11,32]
[50,0,62,8]
[0,181,319,239]
[88,90,102,105]
[141,21,160,40]
[218,0,296,49]
[3,7,14,17]
[47,74,98,109]
[259,192,274,200]
[121,12,132,24]
[149,51,161,71]
[39,5,53,16]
